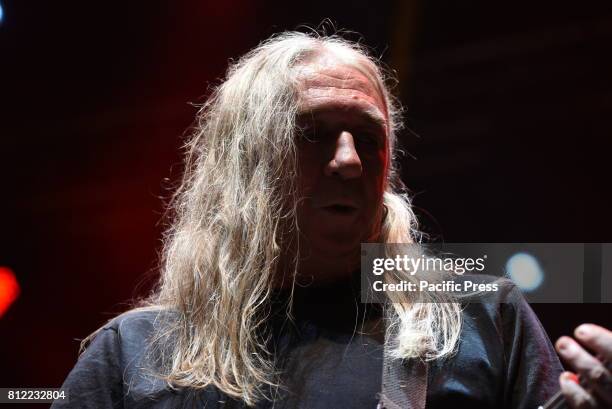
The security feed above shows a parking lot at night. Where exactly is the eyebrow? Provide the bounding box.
[297,105,388,132]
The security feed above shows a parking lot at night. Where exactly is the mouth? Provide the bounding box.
[321,204,359,215]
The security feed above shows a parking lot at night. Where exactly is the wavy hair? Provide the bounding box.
[82,31,462,406]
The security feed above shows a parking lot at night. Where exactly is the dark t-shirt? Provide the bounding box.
[52,279,563,409]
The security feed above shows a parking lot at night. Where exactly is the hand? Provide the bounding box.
[555,324,612,408]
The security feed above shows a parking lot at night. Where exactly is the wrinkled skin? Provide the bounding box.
[293,53,389,285]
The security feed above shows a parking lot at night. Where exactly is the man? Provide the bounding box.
[53,31,611,409]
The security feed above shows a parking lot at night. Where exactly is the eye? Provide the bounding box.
[298,125,321,144]
[354,132,381,148]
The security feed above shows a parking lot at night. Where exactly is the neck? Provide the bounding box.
[270,270,383,335]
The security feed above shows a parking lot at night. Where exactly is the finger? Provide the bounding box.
[556,337,612,406]
[574,324,612,362]
[556,336,603,375]
[559,372,597,409]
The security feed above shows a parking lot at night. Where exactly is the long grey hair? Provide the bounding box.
[83,31,462,406]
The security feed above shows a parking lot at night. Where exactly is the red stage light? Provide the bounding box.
[0,267,20,318]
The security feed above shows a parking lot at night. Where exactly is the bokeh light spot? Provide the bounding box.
[506,252,544,292]
[0,267,20,317]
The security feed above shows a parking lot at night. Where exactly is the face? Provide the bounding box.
[293,53,390,283]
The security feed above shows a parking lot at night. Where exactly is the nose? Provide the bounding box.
[324,131,362,179]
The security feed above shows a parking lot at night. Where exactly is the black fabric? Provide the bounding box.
[52,278,563,409]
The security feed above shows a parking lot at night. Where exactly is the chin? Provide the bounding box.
[298,257,358,285]
[316,233,361,256]
[295,236,358,276]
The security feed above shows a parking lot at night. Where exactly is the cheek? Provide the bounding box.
[296,145,322,194]
[362,149,388,194]
[297,168,320,200]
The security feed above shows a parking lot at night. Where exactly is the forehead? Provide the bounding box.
[295,54,388,129]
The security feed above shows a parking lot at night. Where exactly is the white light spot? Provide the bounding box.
[0,2,4,25]
[506,252,544,292]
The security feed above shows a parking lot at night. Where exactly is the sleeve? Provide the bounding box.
[51,327,124,409]
[500,284,564,409]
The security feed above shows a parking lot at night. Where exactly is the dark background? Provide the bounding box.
[0,0,608,393]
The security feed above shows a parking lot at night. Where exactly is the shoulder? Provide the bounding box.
[452,275,545,335]
[428,275,562,407]
[101,308,176,344]
[96,308,180,403]
[75,308,175,369]
[97,307,179,378]
[71,307,178,379]
[453,274,519,301]
[450,275,560,370]
[52,309,171,408]
[451,275,529,321]
[54,308,197,408]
